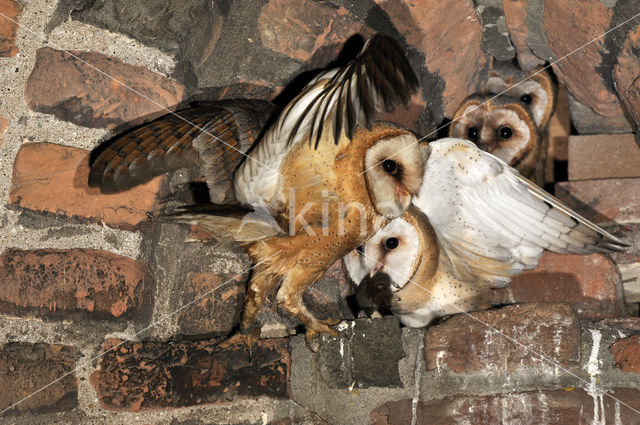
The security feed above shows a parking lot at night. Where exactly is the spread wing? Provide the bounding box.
[88,99,276,194]
[234,34,419,207]
[414,137,628,288]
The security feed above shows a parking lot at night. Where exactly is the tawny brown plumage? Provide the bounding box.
[486,61,557,130]
[89,99,276,203]
[88,34,423,350]
[449,94,546,185]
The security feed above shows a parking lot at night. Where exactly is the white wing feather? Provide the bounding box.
[415,138,627,288]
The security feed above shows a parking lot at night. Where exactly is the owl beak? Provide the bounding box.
[369,264,384,278]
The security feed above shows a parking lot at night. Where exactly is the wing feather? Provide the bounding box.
[234,34,419,207]
[89,99,276,194]
[415,138,628,288]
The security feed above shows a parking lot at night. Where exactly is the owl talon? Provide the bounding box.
[219,326,260,352]
[319,317,341,326]
[304,322,340,352]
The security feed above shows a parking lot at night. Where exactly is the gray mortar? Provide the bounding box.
[525,0,557,63]
[474,1,516,61]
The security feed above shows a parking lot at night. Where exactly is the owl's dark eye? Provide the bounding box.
[520,94,533,104]
[385,237,399,250]
[467,127,479,141]
[382,159,398,174]
[356,245,364,255]
[499,126,513,139]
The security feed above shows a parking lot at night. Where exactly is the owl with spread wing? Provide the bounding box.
[345,138,627,327]
[89,35,424,349]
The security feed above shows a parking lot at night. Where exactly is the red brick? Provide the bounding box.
[0,115,7,148]
[555,178,640,224]
[424,303,580,374]
[375,0,490,117]
[0,0,21,57]
[501,0,544,70]
[371,389,640,425]
[0,248,154,321]
[568,134,640,180]
[9,143,166,229]
[258,0,373,63]
[614,24,640,131]
[0,343,78,415]
[25,47,185,129]
[376,92,429,136]
[90,338,290,411]
[543,0,624,118]
[491,252,624,319]
[611,335,640,374]
[177,272,246,338]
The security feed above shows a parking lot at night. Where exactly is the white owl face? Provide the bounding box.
[364,132,425,219]
[449,96,536,168]
[344,215,420,291]
[486,62,556,129]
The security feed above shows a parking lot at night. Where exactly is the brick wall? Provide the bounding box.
[1,0,640,424]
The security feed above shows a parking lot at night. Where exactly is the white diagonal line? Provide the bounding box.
[0,249,282,417]
[359,10,640,176]
[0,11,281,177]
[359,249,640,416]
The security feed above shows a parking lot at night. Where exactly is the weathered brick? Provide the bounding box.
[614,23,640,133]
[568,134,640,180]
[611,335,640,374]
[501,0,544,70]
[424,303,580,374]
[491,252,624,319]
[371,389,640,425]
[177,272,246,338]
[9,142,166,229]
[25,47,185,129]
[543,0,624,118]
[0,248,154,322]
[90,338,290,411]
[258,0,373,64]
[204,81,279,102]
[316,317,404,389]
[555,178,640,224]
[375,0,490,117]
[0,0,21,57]
[304,260,354,322]
[0,343,78,415]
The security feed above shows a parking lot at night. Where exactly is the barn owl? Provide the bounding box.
[449,94,546,186]
[486,61,557,130]
[89,35,423,349]
[345,138,627,327]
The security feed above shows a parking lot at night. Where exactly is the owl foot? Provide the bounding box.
[219,325,261,353]
[304,320,340,352]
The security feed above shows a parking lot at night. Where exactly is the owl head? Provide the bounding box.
[449,94,540,176]
[486,61,557,129]
[361,125,426,219]
[344,207,490,328]
[344,211,421,290]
